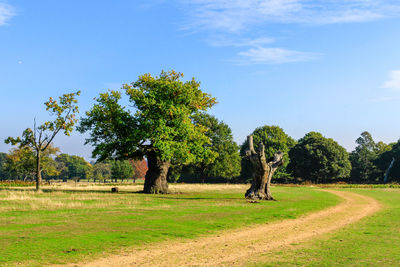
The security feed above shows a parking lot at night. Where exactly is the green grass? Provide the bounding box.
[0,185,339,266]
[251,188,400,266]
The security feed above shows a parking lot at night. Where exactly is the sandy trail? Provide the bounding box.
[78,190,380,267]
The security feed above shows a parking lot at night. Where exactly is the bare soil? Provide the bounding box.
[74,190,380,267]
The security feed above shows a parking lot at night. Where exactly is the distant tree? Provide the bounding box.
[130,159,148,181]
[55,154,92,182]
[177,113,241,183]
[376,140,400,183]
[5,91,80,190]
[4,145,59,181]
[349,131,391,183]
[288,132,351,183]
[0,152,9,180]
[78,70,217,193]
[111,160,134,182]
[240,125,296,183]
[93,162,112,182]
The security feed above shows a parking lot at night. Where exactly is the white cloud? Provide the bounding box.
[179,0,400,32]
[0,2,15,26]
[235,46,321,64]
[381,70,400,91]
[209,36,275,47]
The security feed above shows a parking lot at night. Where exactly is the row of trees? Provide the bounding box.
[0,147,147,183]
[168,124,399,185]
[3,70,399,193]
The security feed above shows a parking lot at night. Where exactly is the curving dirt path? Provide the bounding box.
[78,190,380,267]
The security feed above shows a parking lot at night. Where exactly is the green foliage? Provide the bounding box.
[0,153,9,180]
[175,113,241,182]
[78,70,217,165]
[111,160,134,181]
[376,140,400,182]
[93,162,112,182]
[55,154,92,181]
[3,145,59,180]
[240,125,296,182]
[349,131,391,183]
[288,132,351,183]
[4,91,80,189]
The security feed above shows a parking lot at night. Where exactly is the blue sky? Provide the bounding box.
[1,0,400,160]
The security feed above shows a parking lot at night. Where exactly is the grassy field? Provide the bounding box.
[0,184,340,266]
[251,188,400,266]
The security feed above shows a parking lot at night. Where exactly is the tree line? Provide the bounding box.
[2,70,399,193]
[0,148,148,183]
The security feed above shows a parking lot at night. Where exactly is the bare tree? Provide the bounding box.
[245,135,284,200]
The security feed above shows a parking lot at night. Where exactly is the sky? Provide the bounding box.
[1,0,400,160]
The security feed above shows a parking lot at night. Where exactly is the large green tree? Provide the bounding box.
[78,70,217,193]
[175,113,241,182]
[240,125,296,182]
[288,132,351,183]
[5,91,80,190]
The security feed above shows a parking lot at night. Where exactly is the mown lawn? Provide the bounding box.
[251,188,400,266]
[0,184,339,266]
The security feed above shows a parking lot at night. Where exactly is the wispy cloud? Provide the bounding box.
[0,1,15,26]
[176,1,400,65]
[381,70,400,91]
[235,46,321,64]
[209,36,275,47]
[179,0,400,32]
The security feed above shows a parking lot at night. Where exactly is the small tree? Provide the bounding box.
[130,159,148,182]
[93,162,112,182]
[111,160,134,182]
[5,91,80,190]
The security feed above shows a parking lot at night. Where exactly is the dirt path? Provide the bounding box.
[79,190,380,267]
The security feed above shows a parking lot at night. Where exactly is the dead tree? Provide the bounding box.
[245,135,284,200]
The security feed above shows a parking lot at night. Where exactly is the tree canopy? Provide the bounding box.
[172,113,241,182]
[55,154,92,182]
[349,131,391,183]
[78,70,217,193]
[288,131,351,183]
[111,160,134,182]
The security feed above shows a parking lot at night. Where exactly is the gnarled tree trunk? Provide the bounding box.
[143,150,170,194]
[245,135,284,200]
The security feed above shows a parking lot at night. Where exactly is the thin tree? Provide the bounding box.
[5,91,80,191]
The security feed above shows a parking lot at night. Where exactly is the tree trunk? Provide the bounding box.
[36,151,42,191]
[143,150,170,194]
[384,157,395,183]
[245,135,284,200]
